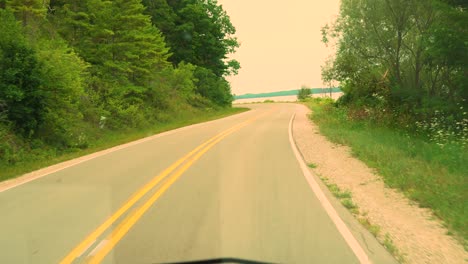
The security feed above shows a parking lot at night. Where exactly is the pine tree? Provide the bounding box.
[111,0,170,84]
[50,0,172,86]
[6,0,48,26]
[76,0,171,86]
[49,0,91,48]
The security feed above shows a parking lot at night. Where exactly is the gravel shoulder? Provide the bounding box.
[292,104,467,264]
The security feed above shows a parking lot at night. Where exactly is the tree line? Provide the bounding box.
[322,0,467,139]
[0,0,239,162]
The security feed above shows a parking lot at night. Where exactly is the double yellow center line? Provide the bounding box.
[60,111,269,264]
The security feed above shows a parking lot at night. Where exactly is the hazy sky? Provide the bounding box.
[217,0,341,95]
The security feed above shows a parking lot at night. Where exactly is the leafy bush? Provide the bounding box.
[194,67,233,107]
[414,106,468,148]
[34,38,89,148]
[0,10,45,137]
[165,62,197,101]
[305,99,468,241]
[297,86,311,100]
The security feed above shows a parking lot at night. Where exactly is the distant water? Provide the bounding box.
[233,93,343,104]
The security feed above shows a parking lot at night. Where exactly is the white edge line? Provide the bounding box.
[0,109,252,193]
[288,113,371,264]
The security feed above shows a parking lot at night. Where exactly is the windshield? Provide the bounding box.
[1,1,466,264]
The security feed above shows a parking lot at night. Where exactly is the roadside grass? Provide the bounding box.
[319,175,405,262]
[307,163,317,168]
[303,98,468,247]
[358,216,381,237]
[320,176,360,215]
[0,107,249,182]
[383,233,401,259]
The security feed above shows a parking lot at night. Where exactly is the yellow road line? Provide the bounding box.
[87,121,246,263]
[60,111,269,264]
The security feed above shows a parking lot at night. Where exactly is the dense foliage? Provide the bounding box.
[306,97,467,244]
[322,0,467,145]
[0,0,239,166]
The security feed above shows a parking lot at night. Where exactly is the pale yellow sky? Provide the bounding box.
[218,0,340,95]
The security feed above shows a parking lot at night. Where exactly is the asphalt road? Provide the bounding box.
[0,104,397,264]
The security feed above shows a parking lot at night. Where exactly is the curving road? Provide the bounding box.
[0,104,397,264]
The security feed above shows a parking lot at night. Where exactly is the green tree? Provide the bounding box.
[83,0,170,84]
[51,0,171,86]
[34,37,89,147]
[48,0,91,48]
[297,86,312,100]
[142,0,239,106]
[425,0,468,103]
[49,0,174,126]
[322,0,467,117]
[166,0,240,77]
[165,62,197,100]
[141,0,177,41]
[5,0,48,26]
[194,66,233,106]
[0,9,44,136]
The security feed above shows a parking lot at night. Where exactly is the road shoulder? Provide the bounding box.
[292,104,467,264]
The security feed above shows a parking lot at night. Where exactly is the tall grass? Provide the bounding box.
[0,107,248,182]
[303,98,467,244]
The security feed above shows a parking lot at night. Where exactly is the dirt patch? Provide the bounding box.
[292,104,467,264]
